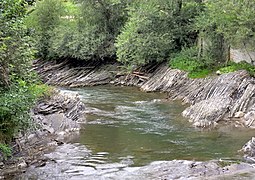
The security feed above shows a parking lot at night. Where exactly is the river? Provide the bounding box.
[19,85,255,179]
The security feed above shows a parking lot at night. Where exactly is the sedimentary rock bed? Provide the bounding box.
[0,90,87,178]
[34,59,255,128]
[141,67,255,128]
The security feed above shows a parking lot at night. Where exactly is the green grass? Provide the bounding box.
[219,61,255,76]
[188,68,212,78]
[169,47,255,78]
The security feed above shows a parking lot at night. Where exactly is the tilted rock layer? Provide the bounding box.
[0,90,86,178]
[34,59,255,129]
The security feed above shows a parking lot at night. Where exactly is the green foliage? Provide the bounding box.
[0,0,26,19]
[0,0,36,87]
[170,47,255,78]
[27,0,64,58]
[50,21,109,60]
[0,143,12,160]
[0,0,49,143]
[219,62,255,76]
[188,68,211,78]
[170,47,200,72]
[195,0,255,48]
[169,47,214,78]
[0,81,49,142]
[115,0,201,66]
[67,0,128,60]
[28,0,129,60]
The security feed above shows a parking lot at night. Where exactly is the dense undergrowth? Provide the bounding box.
[0,0,49,158]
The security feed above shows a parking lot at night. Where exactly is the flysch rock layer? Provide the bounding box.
[0,89,86,178]
[33,59,255,163]
[34,59,255,129]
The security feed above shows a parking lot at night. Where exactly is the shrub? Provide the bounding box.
[219,62,255,76]
[169,47,215,78]
[0,80,50,142]
[0,143,12,160]
[0,0,49,147]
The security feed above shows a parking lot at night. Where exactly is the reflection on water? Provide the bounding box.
[64,85,254,167]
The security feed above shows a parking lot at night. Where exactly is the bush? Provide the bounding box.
[219,62,255,76]
[169,47,214,78]
[0,143,12,160]
[170,47,201,72]
[1,0,36,87]
[0,0,49,147]
[0,80,49,142]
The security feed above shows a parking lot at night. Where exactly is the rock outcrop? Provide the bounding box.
[241,137,255,163]
[34,59,255,129]
[0,90,86,178]
[33,59,118,87]
[141,68,255,128]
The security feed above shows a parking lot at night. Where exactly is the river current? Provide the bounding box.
[19,85,254,179]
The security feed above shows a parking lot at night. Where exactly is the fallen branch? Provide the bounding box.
[131,73,149,80]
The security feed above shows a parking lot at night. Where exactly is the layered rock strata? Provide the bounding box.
[34,59,255,129]
[0,90,86,178]
[241,137,255,163]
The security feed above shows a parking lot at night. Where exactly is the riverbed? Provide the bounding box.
[19,85,255,179]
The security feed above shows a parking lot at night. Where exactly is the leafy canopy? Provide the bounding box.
[115,0,201,66]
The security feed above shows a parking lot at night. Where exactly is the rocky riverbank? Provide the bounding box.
[17,146,255,179]
[32,59,255,176]
[0,90,86,178]
[34,59,255,129]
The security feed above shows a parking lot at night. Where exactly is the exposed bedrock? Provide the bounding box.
[141,68,255,128]
[33,59,118,87]
[240,137,255,163]
[34,59,255,129]
[0,90,86,178]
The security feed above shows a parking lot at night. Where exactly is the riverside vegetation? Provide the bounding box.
[0,0,50,159]
[1,0,255,171]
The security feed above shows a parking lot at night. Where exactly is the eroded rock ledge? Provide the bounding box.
[34,59,255,129]
[33,59,255,165]
[0,90,86,178]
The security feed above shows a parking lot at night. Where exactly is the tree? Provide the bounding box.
[0,0,34,87]
[30,0,129,61]
[195,0,255,62]
[0,0,44,143]
[28,0,63,58]
[115,0,201,66]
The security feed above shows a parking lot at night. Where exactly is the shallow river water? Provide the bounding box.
[74,86,254,165]
[20,85,255,179]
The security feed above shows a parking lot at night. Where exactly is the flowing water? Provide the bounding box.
[72,86,254,165]
[20,85,255,179]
